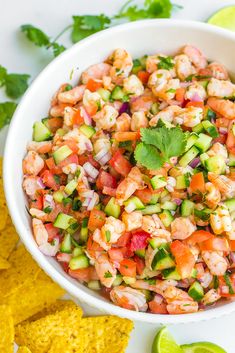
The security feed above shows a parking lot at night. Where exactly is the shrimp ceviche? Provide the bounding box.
[23,45,235,315]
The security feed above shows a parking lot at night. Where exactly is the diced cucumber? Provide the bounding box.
[192,122,204,134]
[123,276,136,284]
[205,156,226,175]
[162,267,181,280]
[79,124,96,138]
[67,221,79,235]
[156,118,174,128]
[135,249,146,258]
[224,198,235,213]
[161,201,177,211]
[228,154,235,167]
[72,197,82,211]
[179,146,200,167]
[80,217,88,243]
[104,197,121,218]
[124,196,145,210]
[60,233,72,253]
[188,281,204,301]
[194,208,211,221]
[176,174,190,189]
[204,107,216,121]
[54,213,77,230]
[151,175,167,190]
[150,102,159,115]
[191,268,198,278]
[141,204,161,215]
[132,58,142,74]
[33,121,52,142]
[151,247,175,270]
[69,254,89,270]
[53,145,73,165]
[180,199,194,216]
[53,190,64,203]
[149,193,160,205]
[64,179,78,196]
[198,79,209,89]
[202,120,219,138]
[149,238,166,249]
[200,152,209,166]
[111,86,125,100]
[56,128,66,137]
[159,210,174,227]
[73,247,84,257]
[97,88,111,101]
[113,274,123,286]
[194,133,212,152]
[87,280,101,290]
[185,133,199,151]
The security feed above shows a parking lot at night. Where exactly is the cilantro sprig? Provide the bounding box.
[0,65,30,99]
[157,56,174,70]
[134,126,186,170]
[71,15,111,43]
[0,102,17,130]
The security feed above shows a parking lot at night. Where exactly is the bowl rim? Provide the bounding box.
[4,18,235,324]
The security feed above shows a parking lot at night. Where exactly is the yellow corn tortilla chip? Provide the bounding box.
[2,273,65,325]
[0,305,14,353]
[48,335,83,353]
[26,300,75,322]
[0,157,8,231]
[0,244,41,296]
[15,302,83,353]
[0,255,10,269]
[17,348,32,353]
[79,316,134,353]
[0,216,19,260]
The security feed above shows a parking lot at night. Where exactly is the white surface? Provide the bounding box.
[1,1,235,352]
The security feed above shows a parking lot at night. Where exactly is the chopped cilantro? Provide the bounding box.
[157,55,174,70]
[53,175,60,184]
[105,230,111,242]
[43,206,52,214]
[104,271,112,278]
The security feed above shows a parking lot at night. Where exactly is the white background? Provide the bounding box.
[1,0,235,352]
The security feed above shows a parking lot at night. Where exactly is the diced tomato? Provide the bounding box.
[30,194,43,210]
[102,186,117,197]
[96,170,117,190]
[45,157,63,174]
[86,78,103,92]
[57,252,72,263]
[137,70,150,85]
[195,263,205,281]
[186,101,204,108]
[58,153,79,168]
[72,109,84,125]
[45,223,61,241]
[226,126,235,154]
[149,300,168,314]
[214,133,227,145]
[229,240,235,251]
[119,259,136,277]
[109,150,132,177]
[190,172,206,193]
[134,255,145,275]
[113,131,139,142]
[134,188,152,204]
[175,87,186,103]
[218,275,235,297]
[115,232,132,247]
[87,235,103,258]
[88,209,106,231]
[68,267,99,282]
[108,248,124,263]
[170,240,195,279]
[41,170,60,191]
[46,117,63,133]
[199,236,229,252]
[59,140,78,153]
[186,230,214,245]
[130,231,150,251]
[215,118,230,128]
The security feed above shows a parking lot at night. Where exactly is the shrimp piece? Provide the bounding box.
[27,141,52,154]
[102,75,114,91]
[49,103,66,118]
[22,151,44,176]
[205,62,229,80]
[58,85,85,104]
[23,176,43,197]
[163,286,198,314]
[95,253,117,288]
[110,286,148,311]
[148,70,180,101]
[116,167,144,204]
[63,107,79,127]
[93,105,119,130]
[197,267,213,288]
[122,211,143,232]
[142,216,171,241]
[123,74,144,96]
[62,163,78,175]
[210,206,232,234]
[115,113,131,132]
[208,172,235,199]
[93,136,111,154]
[130,90,155,113]
[174,106,203,128]
[175,54,196,81]
[207,78,235,98]
[83,89,104,116]
[202,289,221,306]
[207,97,235,120]
[63,128,93,154]
[205,182,221,209]
[51,83,70,106]
[81,63,111,84]
[109,48,133,80]
[226,121,235,154]
[101,216,125,244]
[149,105,181,127]
[131,111,148,131]
[93,229,110,251]
[146,55,160,73]
[30,208,49,222]
[171,217,196,240]
[207,142,228,161]
[202,251,228,276]
[182,45,207,69]
[32,218,48,246]
[185,82,207,101]
[148,69,171,89]
[226,220,235,240]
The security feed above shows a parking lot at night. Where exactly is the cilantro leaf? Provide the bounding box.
[0,102,17,130]
[157,56,174,70]
[51,42,66,57]
[5,73,30,99]
[134,142,163,170]
[71,15,111,43]
[21,24,50,47]
[0,66,7,87]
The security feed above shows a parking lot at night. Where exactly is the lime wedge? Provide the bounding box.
[181,342,227,353]
[207,6,235,32]
[152,327,183,353]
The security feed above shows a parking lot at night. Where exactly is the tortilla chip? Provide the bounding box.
[0,158,8,231]
[0,216,19,260]
[0,305,14,353]
[26,300,75,322]
[0,255,11,269]
[2,273,65,325]
[17,348,32,353]
[48,335,84,353]
[79,316,134,353]
[0,244,41,296]
[15,302,83,353]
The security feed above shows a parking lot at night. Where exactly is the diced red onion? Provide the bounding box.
[119,102,130,115]
[87,176,95,183]
[95,148,111,166]
[153,294,164,304]
[180,82,191,88]
[152,214,165,230]
[80,107,92,125]
[83,162,99,179]
[173,198,182,206]
[39,237,60,257]
[82,190,94,198]
[82,198,92,207]
[44,194,55,209]
[37,178,46,189]
[125,201,136,213]
[219,127,228,135]
[87,193,98,211]
[57,252,72,263]
[221,286,229,294]
[189,157,201,168]
[191,93,203,102]
[85,142,93,152]
[230,252,235,264]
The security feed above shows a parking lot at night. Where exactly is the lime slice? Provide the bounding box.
[152,326,183,353]
[207,6,235,32]
[181,342,227,353]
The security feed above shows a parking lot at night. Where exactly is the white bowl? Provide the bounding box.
[4,19,235,324]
